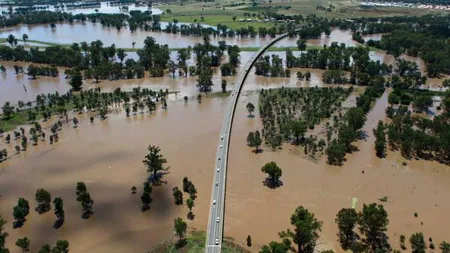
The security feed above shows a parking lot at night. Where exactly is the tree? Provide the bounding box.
[413,95,432,113]
[335,208,358,250]
[73,117,79,128]
[347,107,366,131]
[172,187,183,205]
[142,145,169,183]
[168,60,177,78]
[246,102,255,117]
[15,237,30,253]
[140,182,152,212]
[325,140,346,165]
[410,233,426,253]
[359,203,390,252]
[440,241,450,253]
[7,34,15,46]
[261,161,282,188]
[0,216,9,253]
[53,197,65,228]
[117,48,126,63]
[38,244,51,253]
[304,71,311,81]
[222,79,227,93]
[69,72,83,91]
[374,121,386,158]
[52,240,69,253]
[247,235,252,247]
[2,102,15,119]
[22,34,28,44]
[296,39,307,51]
[290,120,307,144]
[35,188,51,214]
[174,217,187,247]
[26,65,37,79]
[279,206,322,253]
[13,198,30,227]
[260,241,290,253]
[76,182,93,218]
[186,197,195,220]
[247,130,262,152]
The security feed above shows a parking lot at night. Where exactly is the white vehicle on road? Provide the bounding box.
[215,238,219,245]
[213,200,216,205]
[217,168,220,172]
[215,181,218,186]
[216,217,220,223]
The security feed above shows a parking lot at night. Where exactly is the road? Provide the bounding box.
[205,32,293,253]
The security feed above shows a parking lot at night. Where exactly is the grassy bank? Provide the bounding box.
[0,111,40,132]
[148,230,250,253]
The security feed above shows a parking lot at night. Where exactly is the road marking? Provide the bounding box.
[206,245,222,248]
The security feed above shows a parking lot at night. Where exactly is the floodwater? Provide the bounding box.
[0,51,331,106]
[0,96,226,252]
[225,90,450,251]
[0,2,163,15]
[0,21,294,48]
[1,25,450,253]
[1,46,445,107]
[1,23,375,48]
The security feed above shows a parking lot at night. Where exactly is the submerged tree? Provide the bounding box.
[246,102,255,117]
[140,181,152,212]
[0,216,9,253]
[335,208,358,250]
[247,130,262,153]
[174,217,187,248]
[13,198,30,228]
[15,237,30,253]
[410,233,426,253]
[142,145,169,183]
[75,182,94,219]
[261,161,282,188]
[279,206,323,253]
[186,197,195,220]
[53,197,65,228]
[172,187,183,205]
[35,188,51,214]
[69,71,83,91]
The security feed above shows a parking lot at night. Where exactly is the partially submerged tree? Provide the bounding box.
[261,161,282,188]
[53,197,65,229]
[279,206,322,253]
[13,198,30,228]
[172,187,183,205]
[174,217,187,248]
[35,188,51,214]
[142,145,169,183]
[15,237,30,253]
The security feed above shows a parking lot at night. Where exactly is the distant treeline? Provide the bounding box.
[0,0,134,6]
[366,0,450,5]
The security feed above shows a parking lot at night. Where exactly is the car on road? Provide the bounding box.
[215,181,218,186]
[221,135,224,140]
[218,157,221,160]
[215,238,219,245]
[216,217,220,223]
[217,168,220,172]
[220,144,223,148]
[213,200,216,205]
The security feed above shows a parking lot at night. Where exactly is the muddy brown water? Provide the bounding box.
[1,48,444,107]
[0,26,378,49]
[1,29,449,252]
